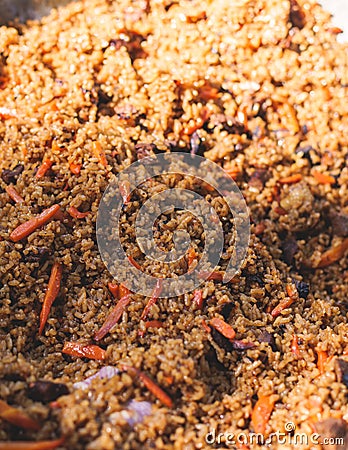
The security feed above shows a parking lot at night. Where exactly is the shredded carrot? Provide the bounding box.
[187,247,197,272]
[201,319,211,333]
[163,375,174,385]
[145,320,164,330]
[51,140,62,153]
[316,237,348,268]
[39,262,63,335]
[271,297,295,317]
[251,395,276,434]
[138,320,164,337]
[121,365,173,408]
[140,279,163,321]
[108,282,119,299]
[92,141,107,167]
[291,335,301,358]
[278,174,302,184]
[210,317,236,340]
[317,350,328,374]
[119,180,131,205]
[10,204,61,242]
[94,294,131,341]
[5,185,24,203]
[36,159,53,179]
[62,342,106,360]
[0,400,40,431]
[328,27,343,34]
[119,283,130,299]
[312,170,336,185]
[192,289,203,310]
[128,255,141,270]
[225,167,240,181]
[69,162,81,175]
[198,270,224,281]
[286,283,298,298]
[67,206,90,219]
[0,438,65,450]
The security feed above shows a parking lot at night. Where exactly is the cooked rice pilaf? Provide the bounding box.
[0,0,348,448]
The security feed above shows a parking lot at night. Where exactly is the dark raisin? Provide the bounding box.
[1,164,24,184]
[281,236,298,265]
[294,280,309,299]
[289,0,305,29]
[28,380,69,403]
[335,359,348,388]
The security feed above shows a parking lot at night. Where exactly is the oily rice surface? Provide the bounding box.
[0,0,347,449]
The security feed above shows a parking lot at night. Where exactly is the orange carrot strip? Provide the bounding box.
[119,180,131,205]
[187,247,197,272]
[67,206,90,219]
[128,255,141,270]
[36,159,53,179]
[39,262,63,335]
[92,141,107,167]
[108,282,119,299]
[10,204,61,242]
[192,289,203,310]
[251,395,276,434]
[278,174,302,184]
[201,319,211,333]
[62,342,106,360]
[312,170,335,185]
[286,283,298,298]
[291,335,301,358]
[0,400,40,431]
[121,365,173,408]
[145,320,164,330]
[198,270,224,281]
[5,185,24,203]
[317,350,328,374]
[210,317,236,339]
[139,320,164,336]
[163,375,174,385]
[94,294,131,341]
[119,283,130,299]
[0,438,65,450]
[140,279,163,321]
[69,162,81,175]
[225,167,240,180]
[316,238,348,268]
[271,297,295,317]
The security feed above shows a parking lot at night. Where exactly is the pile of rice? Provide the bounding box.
[0,0,347,448]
